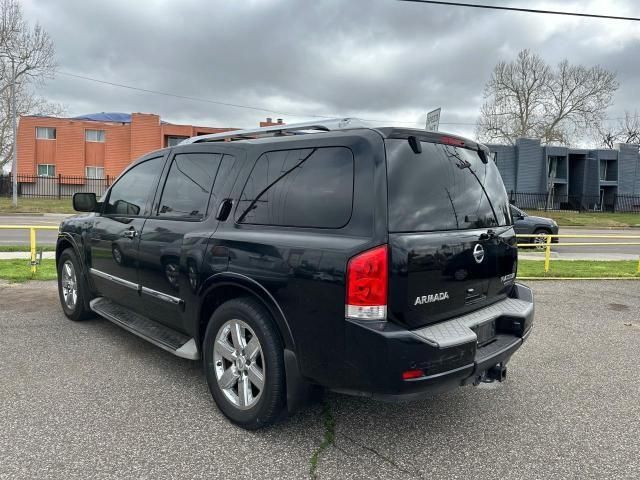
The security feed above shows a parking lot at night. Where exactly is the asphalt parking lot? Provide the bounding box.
[1,280,639,479]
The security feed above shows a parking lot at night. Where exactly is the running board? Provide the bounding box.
[90,297,200,360]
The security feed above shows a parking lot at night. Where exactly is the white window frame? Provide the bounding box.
[35,127,56,140]
[85,129,106,142]
[85,166,105,179]
[166,136,188,147]
[37,164,56,177]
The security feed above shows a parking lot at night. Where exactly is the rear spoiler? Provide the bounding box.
[377,128,491,163]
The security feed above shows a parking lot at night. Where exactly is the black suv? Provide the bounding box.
[56,119,534,429]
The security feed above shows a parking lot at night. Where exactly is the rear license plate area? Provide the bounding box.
[473,321,496,347]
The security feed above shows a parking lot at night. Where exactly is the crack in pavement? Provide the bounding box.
[309,398,335,479]
[337,432,420,478]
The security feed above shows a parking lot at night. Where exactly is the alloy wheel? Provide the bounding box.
[61,260,78,310]
[213,319,265,410]
[533,233,548,251]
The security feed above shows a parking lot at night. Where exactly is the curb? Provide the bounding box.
[519,276,640,280]
[0,212,45,216]
[556,225,640,229]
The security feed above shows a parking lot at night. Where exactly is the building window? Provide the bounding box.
[37,164,55,177]
[86,166,105,179]
[599,160,607,181]
[166,136,188,147]
[85,129,106,142]
[36,127,56,140]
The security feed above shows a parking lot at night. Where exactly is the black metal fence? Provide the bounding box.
[509,191,640,213]
[0,174,113,199]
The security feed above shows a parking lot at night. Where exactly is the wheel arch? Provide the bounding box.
[197,272,314,415]
[197,272,295,352]
[56,233,93,314]
[56,233,87,273]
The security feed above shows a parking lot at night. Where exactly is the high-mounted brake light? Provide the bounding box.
[345,245,388,321]
[440,136,465,147]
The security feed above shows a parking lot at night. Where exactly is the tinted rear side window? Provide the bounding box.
[237,147,354,228]
[386,139,510,232]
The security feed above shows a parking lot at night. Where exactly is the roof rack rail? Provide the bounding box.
[181,117,368,144]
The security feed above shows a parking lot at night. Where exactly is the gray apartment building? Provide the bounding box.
[487,138,640,212]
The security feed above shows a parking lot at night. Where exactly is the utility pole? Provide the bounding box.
[10,58,17,207]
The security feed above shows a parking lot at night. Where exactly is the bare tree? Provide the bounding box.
[476,49,618,145]
[0,0,58,170]
[593,111,640,148]
[0,82,63,168]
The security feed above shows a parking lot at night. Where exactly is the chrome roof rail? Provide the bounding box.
[181,118,368,144]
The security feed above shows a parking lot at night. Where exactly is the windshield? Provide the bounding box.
[510,205,525,217]
[386,139,511,232]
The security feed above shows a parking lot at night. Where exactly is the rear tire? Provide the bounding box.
[57,248,93,321]
[203,297,286,429]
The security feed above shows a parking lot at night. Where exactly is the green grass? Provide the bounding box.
[0,245,55,252]
[309,400,335,479]
[0,197,74,214]
[2,258,638,283]
[524,210,640,228]
[0,258,57,283]
[519,259,640,278]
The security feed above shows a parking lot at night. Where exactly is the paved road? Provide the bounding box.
[550,227,640,259]
[0,214,68,245]
[1,214,639,259]
[0,280,638,479]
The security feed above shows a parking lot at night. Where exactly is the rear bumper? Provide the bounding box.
[337,283,534,400]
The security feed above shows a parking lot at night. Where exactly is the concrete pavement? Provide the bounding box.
[0,280,638,479]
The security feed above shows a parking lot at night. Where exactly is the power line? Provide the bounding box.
[57,71,429,124]
[57,71,336,119]
[397,0,640,21]
[55,70,636,127]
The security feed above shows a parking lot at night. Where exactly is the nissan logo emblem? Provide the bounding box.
[473,244,485,264]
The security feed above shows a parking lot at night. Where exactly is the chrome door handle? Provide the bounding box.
[123,229,138,238]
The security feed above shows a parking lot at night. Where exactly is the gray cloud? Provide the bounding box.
[22,0,640,139]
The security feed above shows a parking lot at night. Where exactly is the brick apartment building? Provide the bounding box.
[16,112,239,182]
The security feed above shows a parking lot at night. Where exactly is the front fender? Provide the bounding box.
[56,232,84,269]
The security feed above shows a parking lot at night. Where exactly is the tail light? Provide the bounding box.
[345,245,388,320]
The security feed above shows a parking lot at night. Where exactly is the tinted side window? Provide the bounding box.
[104,157,165,216]
[157,153,224,220]
[237,147,354,228]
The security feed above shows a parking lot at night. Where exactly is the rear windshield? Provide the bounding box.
[386,139,511,232]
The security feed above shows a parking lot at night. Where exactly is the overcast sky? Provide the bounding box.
[21,0,640,139]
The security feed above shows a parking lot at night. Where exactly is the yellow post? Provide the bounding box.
[637,256,640,274]
[544,234,552,273]
[30,227,37,274]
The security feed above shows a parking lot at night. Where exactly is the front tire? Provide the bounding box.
[533,229,551,251]
[203,297,286,429]
[57,248,93,321]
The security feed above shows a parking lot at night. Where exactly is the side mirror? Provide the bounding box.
[73,192,98,212]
